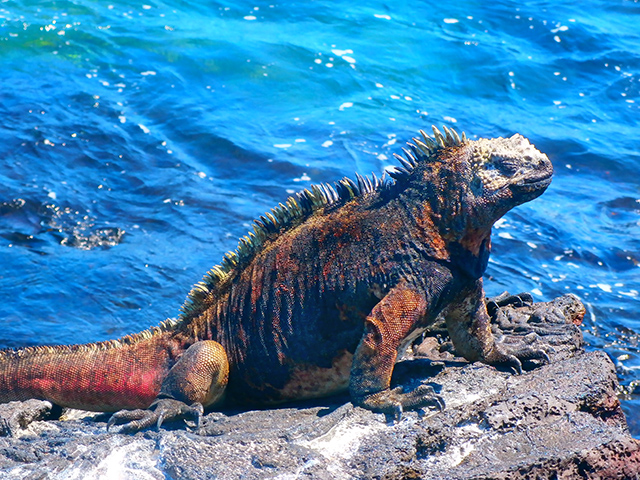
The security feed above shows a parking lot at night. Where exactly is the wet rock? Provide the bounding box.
[0,399,54,437]
[0,296,638,479]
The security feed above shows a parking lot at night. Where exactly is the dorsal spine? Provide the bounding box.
[179,125,467,320]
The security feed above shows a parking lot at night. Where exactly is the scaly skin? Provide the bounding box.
[0,333,176,411]
[0,126,554,431]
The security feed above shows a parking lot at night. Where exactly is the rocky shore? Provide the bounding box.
[1,295,638,479]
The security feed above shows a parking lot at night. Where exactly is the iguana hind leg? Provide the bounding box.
[350,282,445,420]
[108,340,229,433]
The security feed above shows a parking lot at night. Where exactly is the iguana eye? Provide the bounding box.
[471,176,483,193]
[494,156,519,176]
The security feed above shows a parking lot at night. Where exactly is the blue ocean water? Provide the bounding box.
[0,1,639,434]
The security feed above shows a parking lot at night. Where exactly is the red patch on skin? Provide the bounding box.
[14,337,176,412]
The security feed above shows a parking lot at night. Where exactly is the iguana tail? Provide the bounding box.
[0,332,177,412]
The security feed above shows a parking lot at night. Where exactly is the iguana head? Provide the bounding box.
[463,131,553,219]
[392,126,553,256]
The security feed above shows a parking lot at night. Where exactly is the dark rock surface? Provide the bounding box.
[0,295,638,479]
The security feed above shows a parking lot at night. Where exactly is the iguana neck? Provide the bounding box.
[397,185,492,279]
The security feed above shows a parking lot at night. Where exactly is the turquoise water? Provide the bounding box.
[1,1,639,434]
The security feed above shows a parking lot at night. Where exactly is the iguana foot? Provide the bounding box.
[485,342,551,375]
[107,398,204,433]
[486,291,534,315]
[488,292,584,332]
[486,293,585,370]
[358,384,445,422]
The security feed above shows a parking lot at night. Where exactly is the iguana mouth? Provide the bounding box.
[513,173,553,193]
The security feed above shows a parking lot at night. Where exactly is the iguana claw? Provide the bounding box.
[486,292,534,317]
[107,399,204,433]
[484,292,583,371]
[488,343,551,375]
[359,384,445,422]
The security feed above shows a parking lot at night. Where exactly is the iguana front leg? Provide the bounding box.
[108,340,229,433]
[350,281,444,420]
[445,279,549,373]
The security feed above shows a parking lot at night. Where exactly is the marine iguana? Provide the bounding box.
[0,126,554,432]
